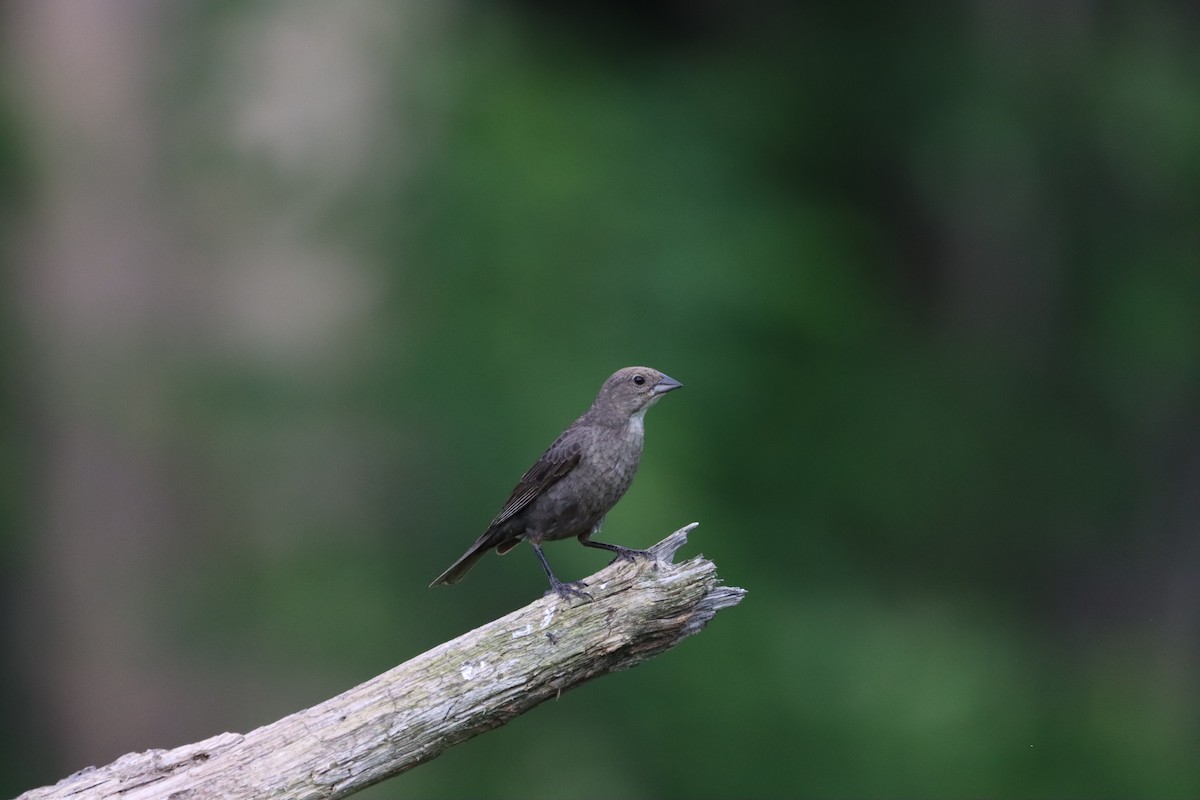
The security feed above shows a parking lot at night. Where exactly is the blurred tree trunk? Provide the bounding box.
[7,0,430,776]
[11,0,202,767]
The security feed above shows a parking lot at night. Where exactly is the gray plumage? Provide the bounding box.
[430,366,682,597]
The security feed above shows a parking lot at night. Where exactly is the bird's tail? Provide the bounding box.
[429,538,494,587]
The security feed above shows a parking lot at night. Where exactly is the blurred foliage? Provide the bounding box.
[5,1,1200,799]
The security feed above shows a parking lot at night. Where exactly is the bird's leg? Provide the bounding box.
[577,530,651,563]
[532,543,591,601]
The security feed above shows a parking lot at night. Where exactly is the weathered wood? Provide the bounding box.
[19,523,744,800]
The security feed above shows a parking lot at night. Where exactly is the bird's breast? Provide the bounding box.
[586,424,643,488]
[521,424,644,541]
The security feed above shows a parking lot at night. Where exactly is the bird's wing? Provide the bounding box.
[487,434,582,529]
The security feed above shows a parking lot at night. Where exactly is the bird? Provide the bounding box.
[429,366,683,599]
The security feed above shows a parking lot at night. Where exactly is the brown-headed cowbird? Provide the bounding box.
[430,366,682,599]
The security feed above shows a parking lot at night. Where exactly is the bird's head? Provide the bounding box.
[593,366,683,421]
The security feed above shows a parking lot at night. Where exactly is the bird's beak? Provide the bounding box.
[653,374,683,394]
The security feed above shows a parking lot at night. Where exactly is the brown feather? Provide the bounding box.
[429,366,681,590]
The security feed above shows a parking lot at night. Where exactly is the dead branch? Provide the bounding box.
[19,523,744,800]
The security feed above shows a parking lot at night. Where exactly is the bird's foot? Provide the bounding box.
[546,579,592,602]
[609,546,652,564]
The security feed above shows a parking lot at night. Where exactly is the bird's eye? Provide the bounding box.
[632,374,646,386]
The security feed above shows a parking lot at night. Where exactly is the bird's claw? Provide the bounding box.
[546,580,592,602]
[610,546,651,564]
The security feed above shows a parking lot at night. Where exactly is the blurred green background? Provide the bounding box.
[4,1,1199,798]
